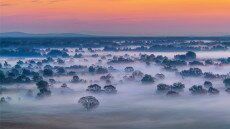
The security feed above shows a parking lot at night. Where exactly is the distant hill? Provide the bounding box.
[1,32,230,38]
[0,32,94,37]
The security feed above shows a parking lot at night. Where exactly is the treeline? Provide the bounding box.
[104,44,228,52]
[1,37,230,48]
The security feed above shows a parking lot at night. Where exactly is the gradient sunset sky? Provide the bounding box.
[0,0,230,36]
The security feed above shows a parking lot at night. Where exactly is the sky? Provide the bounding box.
[0,0,230,36]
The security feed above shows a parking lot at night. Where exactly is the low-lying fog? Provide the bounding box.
[1,50,230,129]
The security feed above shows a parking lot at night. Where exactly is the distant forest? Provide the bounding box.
[0,37,229,50]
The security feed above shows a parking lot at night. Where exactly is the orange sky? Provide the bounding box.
[1,0,230,36]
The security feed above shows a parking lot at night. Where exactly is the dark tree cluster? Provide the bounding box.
[108,56,134,64]
[189,85,207,95]
[88,66,108,74]
[218,57,230,65]
[0,48,41,57]
[156,82,185,96]
[189,85,220,95]
[124,66,134,73]
[74,53,83,58]
[174,51,196,60]
[180,68,203,77]
[47,49,69,58]
[223,78,230,87]
[0,68,36,84]
[78,96,100,110]
[36,80,51,98]
[162,59,187,66]
[203,72,227,79]
[86,84,117,94]
[140,54,155,62]
[71,75,86,83]
[141,74,155,83]
[189,61,204,66]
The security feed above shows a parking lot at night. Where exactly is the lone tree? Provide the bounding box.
[223,78,230,87]
[36,80,51,98]
[78,96,99,110]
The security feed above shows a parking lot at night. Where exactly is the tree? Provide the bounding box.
[103,85,117,94]
[132,70,144,78]
[180,68,203,77]
[189,85,207,95]
[33,74,43,82]
[157,83,170,92]
[22,68,31,76]
[208,87,219,95]
[57,67,65,74]
[15,75,31,83]
[204,81,213,88]
[44,65,52,69]
[78,96,99,110]
[96,67,108,74]
[57,58,65,64]
[205,59,214,65]
[0,97,8,105]
[37,61,43,67]
[171,82,185,91]
[74,53,83,58]
[36,80,51,97]
[223,78,230,87]
[186,51,196,60]
[43,69,53,76]
[17,60,24,65]
[86,84,102,93]
[47,49,69,57]
[71,75,80,82]
[141,74,154,83]
[100,74,113,81]
[0,70,5,83]
[124,67,134,73]
[88,66,96,73]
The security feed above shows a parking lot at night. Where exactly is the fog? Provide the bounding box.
[1,50,230,129]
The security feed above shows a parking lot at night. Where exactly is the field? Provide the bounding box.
[0,38,230,129]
